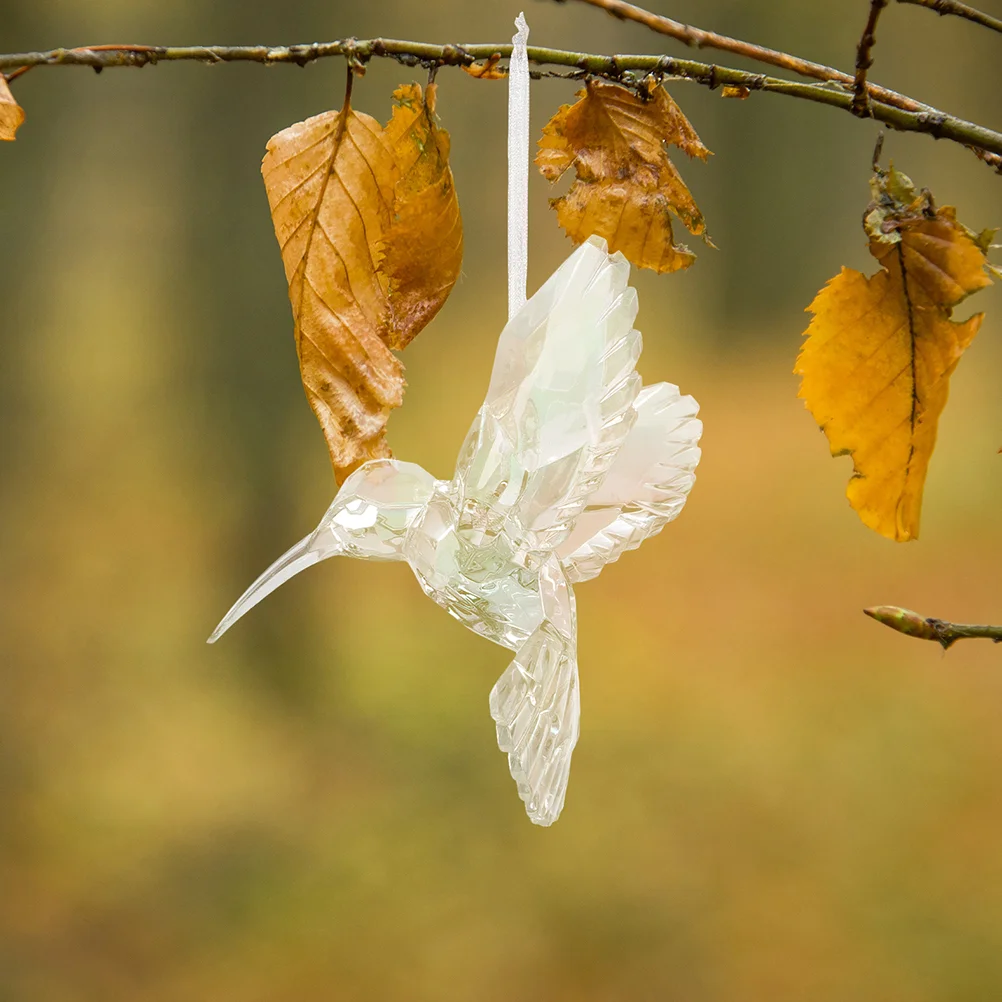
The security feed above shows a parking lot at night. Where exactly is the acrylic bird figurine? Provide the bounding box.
[208,235,702,826]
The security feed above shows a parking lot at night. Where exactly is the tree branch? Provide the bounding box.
[1,38,1001,161]
[897,0,1002,34]
[865,606,1002,649]
[558,0,930,114]
[854,0,890,117]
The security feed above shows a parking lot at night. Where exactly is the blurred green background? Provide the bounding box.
[2,1,1001,999]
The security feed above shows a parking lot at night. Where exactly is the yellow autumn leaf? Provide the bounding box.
[0,74,25,141]
[262,81,462,483]
[536,79,711,273]
[796,167,995,542]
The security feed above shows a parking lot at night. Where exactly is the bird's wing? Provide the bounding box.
[489,558,579,826]
[556,381,701,584]
[454,237,642,553]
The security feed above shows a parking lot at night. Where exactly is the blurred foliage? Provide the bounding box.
[1,1,1001,1000]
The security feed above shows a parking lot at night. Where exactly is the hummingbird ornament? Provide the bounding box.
[209,17,702,826]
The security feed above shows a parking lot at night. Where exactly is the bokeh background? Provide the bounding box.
[2,1,1001,999]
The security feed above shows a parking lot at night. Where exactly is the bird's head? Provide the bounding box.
[207,459,435,644]
[318,459,438,560]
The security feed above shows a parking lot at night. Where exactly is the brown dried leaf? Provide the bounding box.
[463,54,506,80]
[380,83,464,349]
[795,167,995,541]
[262,82,462,482]
[0,75,25,141]
[536,80,711,273]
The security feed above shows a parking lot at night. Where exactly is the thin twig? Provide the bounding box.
[970,146,1002,173]
[2,44,162,85]
[897,0,1002,33]
[871,130,886,171]
[854,0,890,117]
[559,0,931,114]
[865,606,1002,649]
[1,39,1001,160]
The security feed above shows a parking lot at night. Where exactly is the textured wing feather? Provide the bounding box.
[489,559,579,826]
[454,237,642,552]
[558,381,701,583]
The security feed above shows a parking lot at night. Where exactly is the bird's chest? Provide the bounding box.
[404,496,544,651]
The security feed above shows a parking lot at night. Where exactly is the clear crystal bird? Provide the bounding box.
[208,236,702,826]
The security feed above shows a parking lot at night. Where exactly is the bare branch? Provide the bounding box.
[1,38,1001,163]
[559,0,930,114]
[853,0,890,117]
[865,606,1002,649]
[897,0,1002,34]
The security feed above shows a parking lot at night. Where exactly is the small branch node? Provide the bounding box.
[342,38,365,77]
[917,110,948,137]
[288,44,313,68]
[440,44,468,66]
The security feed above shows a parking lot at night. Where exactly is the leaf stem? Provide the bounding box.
[853,0,890,117]
[896,0,1002,34]
[0,38,1001,163]
[2,65,31,83]
[864,606,1002,649]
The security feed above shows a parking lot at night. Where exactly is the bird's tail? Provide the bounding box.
[207,533,321,643]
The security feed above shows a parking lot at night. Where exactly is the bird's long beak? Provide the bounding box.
[207,532,320,644]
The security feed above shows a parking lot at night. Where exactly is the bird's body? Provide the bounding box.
[210,237,702,825]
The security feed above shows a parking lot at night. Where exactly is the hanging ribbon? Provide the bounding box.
[507,12,529,321]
